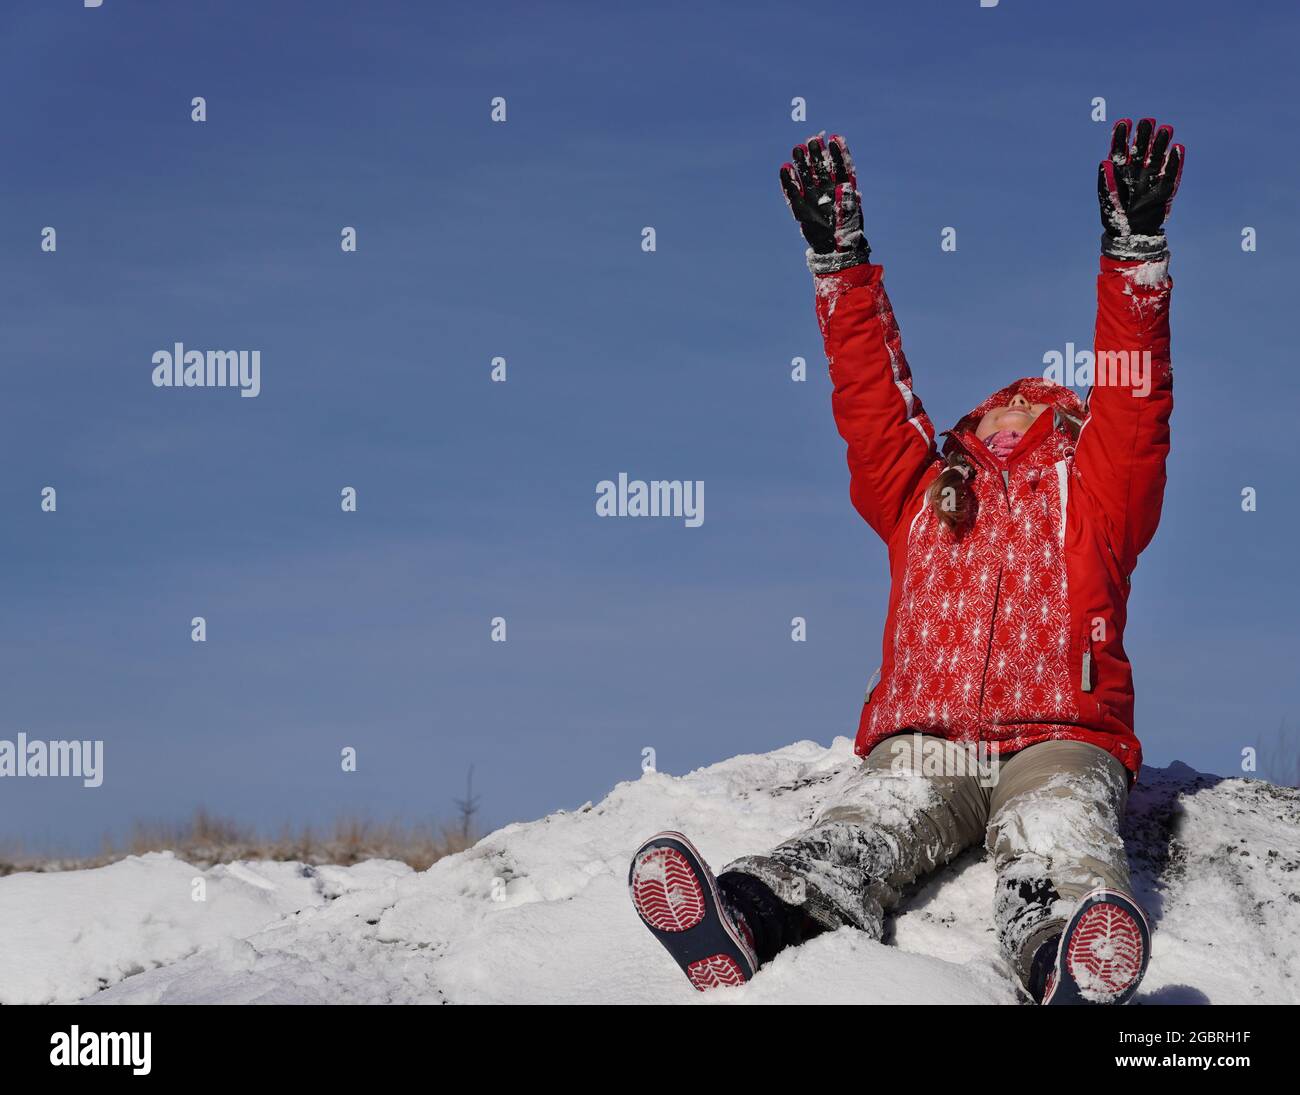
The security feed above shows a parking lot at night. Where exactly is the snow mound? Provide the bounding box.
[0,854,412,1005]
[2,739,1296,1005]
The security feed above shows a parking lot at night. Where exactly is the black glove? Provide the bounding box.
[780,134,870,273]
[1098,117,1184,260]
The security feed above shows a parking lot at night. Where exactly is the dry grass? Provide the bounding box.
[0,808,478,877]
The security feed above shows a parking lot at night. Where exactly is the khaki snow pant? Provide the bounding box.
[724,733,1132,990]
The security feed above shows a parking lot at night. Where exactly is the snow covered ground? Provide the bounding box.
[1,738,1296,1005]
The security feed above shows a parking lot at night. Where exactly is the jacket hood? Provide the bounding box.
[950,377,1087,436]
[943,377,1087,468]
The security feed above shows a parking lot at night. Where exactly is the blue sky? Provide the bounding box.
[2,1,1297,852]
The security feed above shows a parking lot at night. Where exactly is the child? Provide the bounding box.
[629,120,1183,1004]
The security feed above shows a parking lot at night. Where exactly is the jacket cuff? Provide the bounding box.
[807,245,871,275]
[1101,232,1168,262]
[1101,251,1170,289]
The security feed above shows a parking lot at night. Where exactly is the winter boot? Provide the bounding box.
[1032,887,1151,1005]
[628,831,760,990]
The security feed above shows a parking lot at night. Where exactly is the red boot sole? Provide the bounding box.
[686,953,748,990]
[630,840,755,992]
[1064,900,1145,1001]
[631,846,707,933]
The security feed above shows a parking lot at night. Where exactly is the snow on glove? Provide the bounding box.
[1098,117,1184,261]
[780,134,870,274]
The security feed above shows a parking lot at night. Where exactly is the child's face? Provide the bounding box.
[975,393,1050,441]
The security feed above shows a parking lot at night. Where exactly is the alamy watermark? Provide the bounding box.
[595,473,704,527]
[0,733,103,787]
[50,1026,150,1076]
[888,732,1001,788]
[152,343,261,398]
[1042,342,1153,398]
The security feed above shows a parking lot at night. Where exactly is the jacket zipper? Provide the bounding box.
[977,466,1014,722]
[976,562,1003,718]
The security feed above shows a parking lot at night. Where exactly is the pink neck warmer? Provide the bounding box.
[983,429,1023,459]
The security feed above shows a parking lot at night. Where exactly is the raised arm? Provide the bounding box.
[781,135,937,543]
[1075,118,1184,576]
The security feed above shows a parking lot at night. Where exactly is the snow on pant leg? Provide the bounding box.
[985,740,1131,988]
[723,733,990,937]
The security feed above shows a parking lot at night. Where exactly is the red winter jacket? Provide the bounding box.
[816,255,1172,778]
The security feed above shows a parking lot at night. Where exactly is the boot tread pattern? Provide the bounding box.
[1065,900,1145,1001]
[631,847,706,933]
[686,954,747,991]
